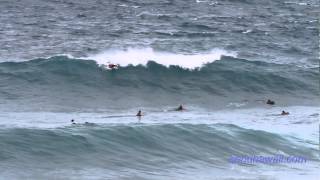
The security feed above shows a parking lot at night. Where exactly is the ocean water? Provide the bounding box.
[0,0,319,179]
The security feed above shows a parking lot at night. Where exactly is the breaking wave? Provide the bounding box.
[0,55,318,111]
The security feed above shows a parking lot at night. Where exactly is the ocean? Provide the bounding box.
[0,0,319,179]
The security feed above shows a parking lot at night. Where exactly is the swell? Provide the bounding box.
[0,124,318,168]
[0,55,318,110]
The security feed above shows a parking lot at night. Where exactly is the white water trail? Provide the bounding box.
[86,48,237,69]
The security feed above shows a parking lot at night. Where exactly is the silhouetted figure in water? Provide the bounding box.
[108,64,118,69]
[136,110,143,122]
[71,119,76,124]
[84,122,95,126]
[266,99,275,105]
[136,110,143,117]
[281,110,289,115]
[175,104,185,111]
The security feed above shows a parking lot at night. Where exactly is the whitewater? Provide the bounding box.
[87,48,237,69]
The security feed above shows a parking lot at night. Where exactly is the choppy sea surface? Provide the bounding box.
[0,0,319,179]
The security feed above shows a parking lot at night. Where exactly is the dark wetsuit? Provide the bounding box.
[266,100,275,105]
[108,64,117,69]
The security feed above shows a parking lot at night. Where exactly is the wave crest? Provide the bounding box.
[86,48,237,69]
[0,55,318,110]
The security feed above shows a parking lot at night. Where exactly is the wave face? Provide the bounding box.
[0,123,318,179]
[0,55,318,111]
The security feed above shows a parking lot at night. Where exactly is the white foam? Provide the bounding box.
[86,48,236,69]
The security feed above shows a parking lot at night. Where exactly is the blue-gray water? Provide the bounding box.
[0,0,319,179]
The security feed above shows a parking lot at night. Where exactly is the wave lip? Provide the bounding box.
[86,48,237,69]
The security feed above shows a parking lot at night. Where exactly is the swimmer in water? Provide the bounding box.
[175,104,185,111]
[108,64,118,69]
[136,110,143,117]
[84,122,95,126]
[281,110,289,115]
[266,99,275,105]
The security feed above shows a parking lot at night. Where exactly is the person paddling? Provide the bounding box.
[136,110,143,117]
[281,110,289,115]
[175,104,185,111]
[108,63,118,69]
[266,99,275,105]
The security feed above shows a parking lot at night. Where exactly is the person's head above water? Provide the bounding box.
[136,110,142,116]
[176,104,184,111]
[266,99,275,105]
[108,63,118,69]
